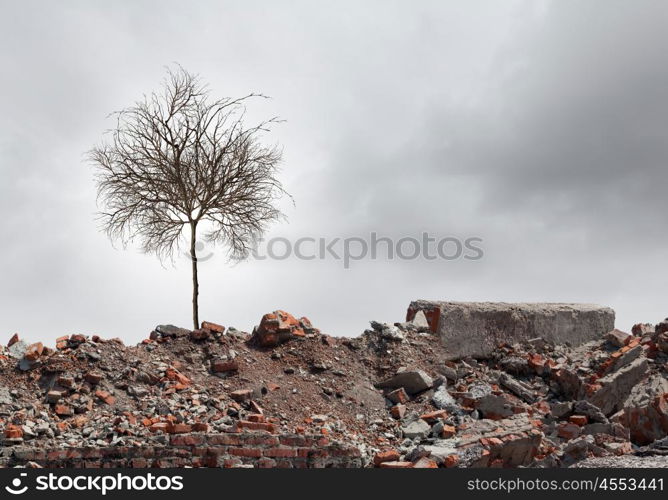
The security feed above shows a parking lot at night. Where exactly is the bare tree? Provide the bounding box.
[90,67,289,329]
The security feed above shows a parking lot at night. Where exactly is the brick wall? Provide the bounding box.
[4,432,363,468]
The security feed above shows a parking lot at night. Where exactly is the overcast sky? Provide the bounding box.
[1,0,667,344]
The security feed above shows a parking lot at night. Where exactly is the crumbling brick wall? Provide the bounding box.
[4,432,363,468]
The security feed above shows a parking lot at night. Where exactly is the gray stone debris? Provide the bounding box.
[573,400,608,424]
[369,321,405,341]
[605,329,632,348]
[0,386,12,406]
[588,357,649,416]
[402,419,431,440]
[432,385,460,413]
[155,325,191,338]
[618,375,668,445]
[376,369,433,395]
[8,340,28,359]
[476,394,514,419]
[436,364,458,383]
[498,373,535,403]
[550,401,573,419]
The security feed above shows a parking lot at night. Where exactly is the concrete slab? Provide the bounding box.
[407,300,615,359]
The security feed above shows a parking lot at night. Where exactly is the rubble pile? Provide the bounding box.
[0,307,667,468]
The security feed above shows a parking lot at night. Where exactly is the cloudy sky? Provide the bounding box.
[1,0,666,344]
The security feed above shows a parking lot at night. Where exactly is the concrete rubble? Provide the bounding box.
[407,300,615,359]
[0,303,666,468]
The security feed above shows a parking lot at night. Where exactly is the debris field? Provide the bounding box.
[1,305,668,468]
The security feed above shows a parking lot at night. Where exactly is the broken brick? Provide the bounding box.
[211,359,239,373]
[7,333,19,348]
[55,335,69,350]
[95,390,116,405]
[413,457,439,468]
[84,372,103,385]
[189,329,210,341]
[24,342,44,361]
[390,404,406,419]
[419,409,448,423]
[569,415,588,426]
[4,425,23,439]
[251,310,306,347]
[387,387,409,404]
[373,449,400,466]
[55,404,74,417]
[201,321,225,334]
[441,425,456,438]
[230,389,253,402]
[558,423,581,440]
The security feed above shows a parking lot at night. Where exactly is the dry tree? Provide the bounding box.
[89,66,289,329]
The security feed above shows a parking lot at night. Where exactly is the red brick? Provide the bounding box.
[441,424,456,438]
[569,415,588,426]
[7,333,19,347]
[168,423,192,434]
[420,410,448,423]
[4,425,23,439]
[55,404,74,416]
[149,422,169,433]
[413,457,438,468]
[257,458,277,468]
[279,435,307,447]
[243,434,280,446]
[95,390,116,405]
[236,420,276,433]
[528,353,545,373]
[308,447,331,459]
[387,388,409,404]
[558,422,581,440]
[212,359,239,373]
[201,321,225,334]
[55,335,69,349]
[208,434,241,446]
[373,449,400,466]
[171,434,205,446]
[443,454,460,468]
[230,389,253,402]
[229,447,262,458]
[480,437,503,447]
[264,447,297,458]
[190,329,210,341]
[69,334,87,345]
[221,458,242,468]
[24,342,44,361]
[390,404,406,419]
[129,457,148,468]
[84,372,103,385]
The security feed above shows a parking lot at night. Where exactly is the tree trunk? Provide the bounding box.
[190,222,199,330]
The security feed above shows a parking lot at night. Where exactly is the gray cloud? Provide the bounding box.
[1,0,666,344]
